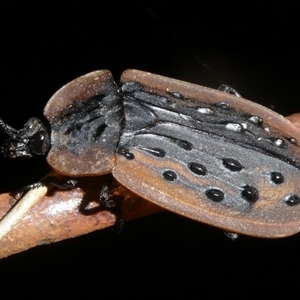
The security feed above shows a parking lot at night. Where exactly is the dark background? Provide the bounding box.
[0,0,300,297]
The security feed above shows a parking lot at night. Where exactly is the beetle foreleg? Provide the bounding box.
[43,176,78,190]
[13,177,77,200]
[0,118,19,138]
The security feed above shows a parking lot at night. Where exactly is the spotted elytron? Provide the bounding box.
[1,69,300,238]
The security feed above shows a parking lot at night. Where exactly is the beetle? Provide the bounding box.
[1,69,300,238]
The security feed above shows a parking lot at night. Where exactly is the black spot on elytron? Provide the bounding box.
[142,147,166,157]
[168,137,193,150]
[274,138,286,148]
[222,158,244,172]
[268,138,286,148]
[188,162,207,176]
[197,107,213,114]
[248,115,263,126]
[118,148,134,160]
[225,122,244,133]
[285,194,300,206]
[206,189,224,202]
[93,124,107,138]
[163,170,177,181]
[215,102,230,109]
[271,172,284,184]
[177,139,193,150]
[287,137,297,146]
[241,185,259,203]
[169,91,184,99]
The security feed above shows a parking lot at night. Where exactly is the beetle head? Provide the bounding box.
[0,117,50,158]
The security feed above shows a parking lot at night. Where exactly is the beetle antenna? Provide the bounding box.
[0,117,20,139]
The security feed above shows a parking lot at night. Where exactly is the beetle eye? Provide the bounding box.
[29,130,50,155]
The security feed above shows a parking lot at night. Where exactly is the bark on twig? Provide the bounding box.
[0,173,162,259]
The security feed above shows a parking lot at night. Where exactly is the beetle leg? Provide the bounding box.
[0,118,19,137]
[13,182,44,201]
[110,211,124,234]
[99,184,124,233]
[218,84,241,97]
[43,176,78,190]
[13,177,77,200]
[99,184,116,208]
[224,232,239,241]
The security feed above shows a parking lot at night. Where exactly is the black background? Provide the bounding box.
[1,1,300,297]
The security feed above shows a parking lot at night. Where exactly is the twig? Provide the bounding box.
[0,173,162,259]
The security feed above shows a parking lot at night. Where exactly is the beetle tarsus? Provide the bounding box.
[12,181,44,200]
[224,232,239,241]
[43,176,78,190]
[112,214,124,234]
[12,177,77,201]
[218,84,241,97]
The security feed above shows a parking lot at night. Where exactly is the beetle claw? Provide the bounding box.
[218,84,241,97]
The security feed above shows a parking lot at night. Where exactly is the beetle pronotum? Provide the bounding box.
[1,69,300,238]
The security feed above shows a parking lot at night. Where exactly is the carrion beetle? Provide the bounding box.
[2,69,300,237]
